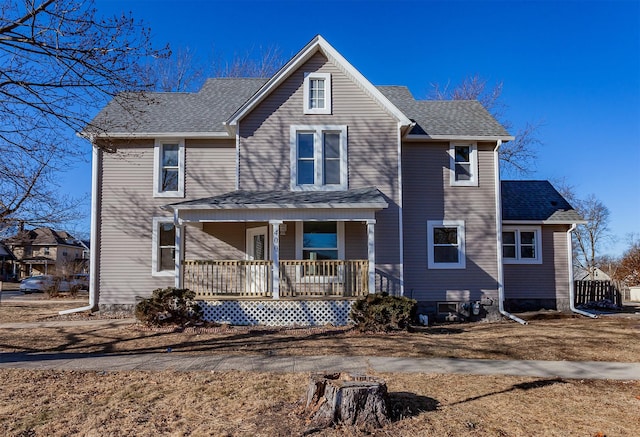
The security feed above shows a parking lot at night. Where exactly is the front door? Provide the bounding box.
[246,226,269,294]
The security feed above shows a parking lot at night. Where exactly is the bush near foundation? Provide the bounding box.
[350,293,417,332]
[135,287,203,326]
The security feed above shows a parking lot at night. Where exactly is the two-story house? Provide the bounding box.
[78,36,583,325]
[3,227,88,279]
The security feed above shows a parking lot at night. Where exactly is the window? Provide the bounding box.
[502,227,542,264]
[449,143,478,186]
[43,247,50,256]
[427,220,466,269]
[303,222,338,261]
[296,221,345,277]
[152,217,176,276]
[290,125,347,190]
[153,139,185,197]
[303,72,331,114]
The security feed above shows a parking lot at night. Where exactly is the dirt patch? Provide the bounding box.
[0,369,637,436]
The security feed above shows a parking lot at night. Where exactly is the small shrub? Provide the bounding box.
[135,287,203,327]
[350,293,417,332]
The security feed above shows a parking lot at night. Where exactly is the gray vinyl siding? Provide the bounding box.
[238,52,402,287]
[504,225,571,300]
[97,140,236,305]
[402,141,500,303]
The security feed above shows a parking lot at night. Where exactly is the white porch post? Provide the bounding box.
[367,219,376,294]
[270,220,282,300]
[174,213,184,289]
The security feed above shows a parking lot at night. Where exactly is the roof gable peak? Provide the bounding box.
[224,35,412,131]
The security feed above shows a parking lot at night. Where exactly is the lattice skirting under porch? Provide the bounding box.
[198,300,356,326]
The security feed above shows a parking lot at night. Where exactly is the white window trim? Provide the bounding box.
[303,72,331,114]
[153,139,185,198]
[502,226,543,264]
[290,125,348,191]
[449,142,478,187]
[151,217,176,277]
[295,221,345,260]
[295,221,345,282]
[427,220,466,269]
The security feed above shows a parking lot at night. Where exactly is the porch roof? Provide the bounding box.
[165,187,388,211]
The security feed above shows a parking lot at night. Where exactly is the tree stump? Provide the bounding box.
[303,373,390,429]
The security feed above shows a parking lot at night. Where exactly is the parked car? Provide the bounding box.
[70,273,89,290]
[20,275,71,294]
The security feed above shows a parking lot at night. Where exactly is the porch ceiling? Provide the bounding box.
[164,187,388,223]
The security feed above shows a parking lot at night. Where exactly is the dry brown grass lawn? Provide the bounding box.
[0,301,639,436]
[0,369,638,436]
[0,301,639,362]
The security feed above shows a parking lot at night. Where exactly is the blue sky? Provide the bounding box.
[66,0,639,256]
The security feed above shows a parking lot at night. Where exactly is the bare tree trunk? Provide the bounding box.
[303,373,390,430]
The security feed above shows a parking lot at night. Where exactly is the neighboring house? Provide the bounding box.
[83,35,582,325]
[574,267,612,281]
[3,227,88,279]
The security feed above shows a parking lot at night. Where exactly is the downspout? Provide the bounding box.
[60,143,100,315]
[567,224,597,318]
[397,121,406,296]
[494,140,527,324]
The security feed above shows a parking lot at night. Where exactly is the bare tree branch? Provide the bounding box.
[429,74,541,175]
[0,0,168,233]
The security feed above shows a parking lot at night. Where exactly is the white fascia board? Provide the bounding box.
[166,201,389,211]
[503,219,588,225]
[404,134,515,142]
[225,35,412,128]
[87,132,231,139]
[225,36,323,127]
[317,37,412,127]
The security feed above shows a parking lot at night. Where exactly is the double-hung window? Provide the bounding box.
[427,220,466,269]
[290,125,347,190]
[152,217,176,276]
[153,139,185,197]
[449,143,478,186]
[502,227,542,264]
[303,72,331,114]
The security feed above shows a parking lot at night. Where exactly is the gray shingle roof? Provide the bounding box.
[501,181,583,222]
[378,86,511,138]
[89,79,510,138]
[89,78,267,134]
[166,187,388,210]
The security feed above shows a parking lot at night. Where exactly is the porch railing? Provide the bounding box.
[183,260,273,298]
[279,260,369,297]
[183,259,368,299]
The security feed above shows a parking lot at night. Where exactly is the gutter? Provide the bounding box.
[59,144,100,315]
[567,224,597,318]
[494,140,527,325]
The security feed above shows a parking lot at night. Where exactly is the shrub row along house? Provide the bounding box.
[80,36,583,325]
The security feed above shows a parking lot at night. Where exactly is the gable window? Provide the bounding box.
[303,72,331,114]
[153,139,185,197]
[152,217,176,276]
[449,143,478,186]
[290,125,347,190]
[427,220,466,269]
[502,227,542,264]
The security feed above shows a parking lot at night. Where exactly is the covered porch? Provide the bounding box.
[165,187,387,303]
